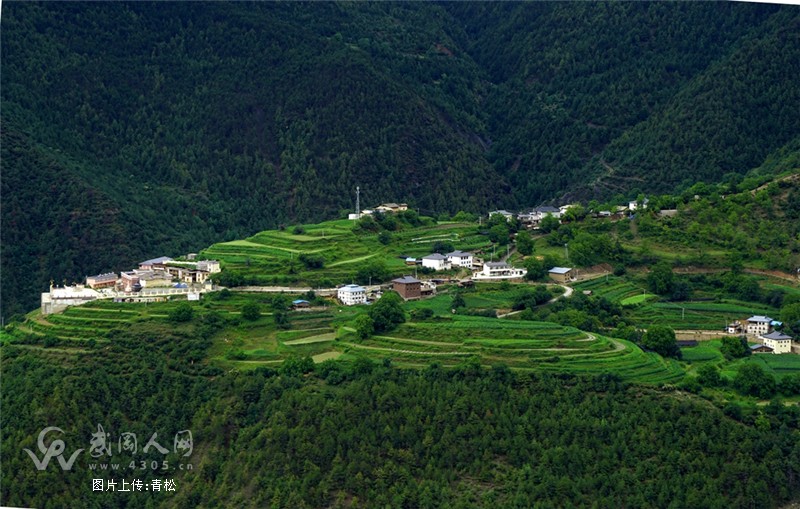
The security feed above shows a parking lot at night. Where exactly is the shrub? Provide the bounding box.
[734,364,776,398]
[168,302,194,322]
[241,302,261,321]
[410,308,434,321]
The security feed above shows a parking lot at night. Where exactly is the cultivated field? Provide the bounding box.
[200,220,492,286]
[6,291,684,384]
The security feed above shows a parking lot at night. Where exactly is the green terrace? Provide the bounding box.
[199,220,492,285]
[627,301,779,331]
[336,316,684,384]
[573,276,781,330]
[572,277,647,302]
[7,294,684,385]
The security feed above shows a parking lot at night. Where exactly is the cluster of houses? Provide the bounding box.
[727,316,797,355]
[489,198,648,229]
[348,202,408,220]
[335,277,437,305]
[86,256,221,293]
[335,246,575,306]
[404,249,529,281]
[41,256,221,315]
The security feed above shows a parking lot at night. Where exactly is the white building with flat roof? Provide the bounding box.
[41,285,101,315]
[337,284,367,306]
[474,262,527,280]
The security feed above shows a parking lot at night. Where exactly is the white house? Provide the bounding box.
[375,203,408,213]
[760,331,793,354]
[559,204,579,215]
[628,198,650,211]
[726,321,743,335]
[422,253,451,271]
[197,260,221,273]
[41,285,101,315]
[337,284,367,306]
[474,262,527,279]
[519,206,561,223]
[746,315,774,336]
[488,210,514,221]
[446,250,473,268]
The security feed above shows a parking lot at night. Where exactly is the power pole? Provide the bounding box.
[355,185,360,219]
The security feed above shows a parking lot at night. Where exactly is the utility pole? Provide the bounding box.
[564,243,569,260]
[355,185,360,219]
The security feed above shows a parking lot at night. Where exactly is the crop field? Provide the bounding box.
[620,293,656,305]
[7,292,684,384]
[764,283,800,296]
[200,220,492,286]
[680,343,724,363]
[734,354,800,380]
[572,277,644,303]
[338,316,684,383]
[628,300,778,330]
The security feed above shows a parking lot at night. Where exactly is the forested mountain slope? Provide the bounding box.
[448,2,798,201]
[3,333,799,508]
[2,2,798,316]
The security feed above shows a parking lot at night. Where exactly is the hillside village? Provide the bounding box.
[41,256,221,314]
[38,198,800,357]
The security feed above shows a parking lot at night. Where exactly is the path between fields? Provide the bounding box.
[342,342,472,356]
[375,336,457,347]
[609,337,625,351]
[343,332,624,358]
[666,266,798,283]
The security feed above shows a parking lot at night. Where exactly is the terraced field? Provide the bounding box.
[627,300,779,330]
[8,289,685,384]
[573,277,644,302]
[200,219,491,286]
[338,316,684,383]
[573,277,782,330]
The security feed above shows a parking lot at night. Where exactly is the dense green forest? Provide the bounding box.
[2,2,799,318]
[3,327,799,508]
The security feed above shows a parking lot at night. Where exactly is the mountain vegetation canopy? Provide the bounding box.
[2,2,800,316]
